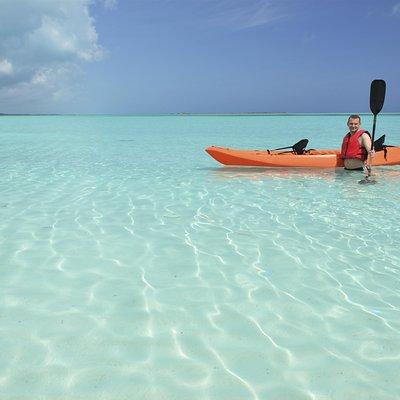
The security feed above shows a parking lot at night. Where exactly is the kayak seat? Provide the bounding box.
[268,139,309,154]
[374,135,385,151]
[292,139,309,154]
[373,134,394,159]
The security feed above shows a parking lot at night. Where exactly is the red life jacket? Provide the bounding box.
[341,129,370,160]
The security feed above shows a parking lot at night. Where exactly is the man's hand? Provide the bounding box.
[369,149,375,158]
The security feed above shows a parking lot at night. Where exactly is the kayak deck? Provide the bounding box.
[205,146,400,168]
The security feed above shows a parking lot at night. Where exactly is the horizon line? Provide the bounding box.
[1,112,400,117]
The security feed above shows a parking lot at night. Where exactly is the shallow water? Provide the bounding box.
[1,115,400,399]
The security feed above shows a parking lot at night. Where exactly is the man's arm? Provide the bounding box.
[361,133,373,153]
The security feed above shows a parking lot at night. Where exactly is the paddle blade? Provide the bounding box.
[359,177,377,185]
[358,165,376,184]
[370,79,386,115]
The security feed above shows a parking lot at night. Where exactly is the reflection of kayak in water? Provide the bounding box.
[205,145,400,168]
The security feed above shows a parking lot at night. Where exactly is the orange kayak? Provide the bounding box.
[205,146,400,168]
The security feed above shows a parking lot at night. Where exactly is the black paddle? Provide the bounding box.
[359,79,386,185]
[273,139,309,154]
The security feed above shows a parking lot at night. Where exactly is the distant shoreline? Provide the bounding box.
[1,112,399,116]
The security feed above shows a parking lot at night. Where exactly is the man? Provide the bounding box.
[340,114,374,170]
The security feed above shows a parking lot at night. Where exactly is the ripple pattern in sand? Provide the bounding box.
[1,116,400,400]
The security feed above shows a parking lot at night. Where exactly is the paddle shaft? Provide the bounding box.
[370,114,377,151]
[274,145,292,150]
[365,114,377,176]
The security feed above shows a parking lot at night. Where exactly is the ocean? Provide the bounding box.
[1,114,400,399]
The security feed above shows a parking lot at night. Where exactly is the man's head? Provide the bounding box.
[347,114,361,134]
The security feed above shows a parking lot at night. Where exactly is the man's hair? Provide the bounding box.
[348,114,361,123]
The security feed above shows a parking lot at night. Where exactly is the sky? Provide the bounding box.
[0,0,399,114]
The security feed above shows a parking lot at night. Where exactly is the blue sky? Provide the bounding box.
[0,0,399,114]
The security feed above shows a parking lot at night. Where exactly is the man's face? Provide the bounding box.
[347,118,360,134]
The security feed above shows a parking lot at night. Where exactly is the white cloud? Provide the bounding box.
[0,59,13,75]
[0,63,84,111]
[0,0,109,112]
[31,70,49,85]
[392,3,400,15]
[206,0,289,29]
[103,0,118,10]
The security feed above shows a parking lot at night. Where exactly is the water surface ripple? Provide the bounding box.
[1,115,400,399]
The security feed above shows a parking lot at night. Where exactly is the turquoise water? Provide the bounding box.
[1,114,400,400]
